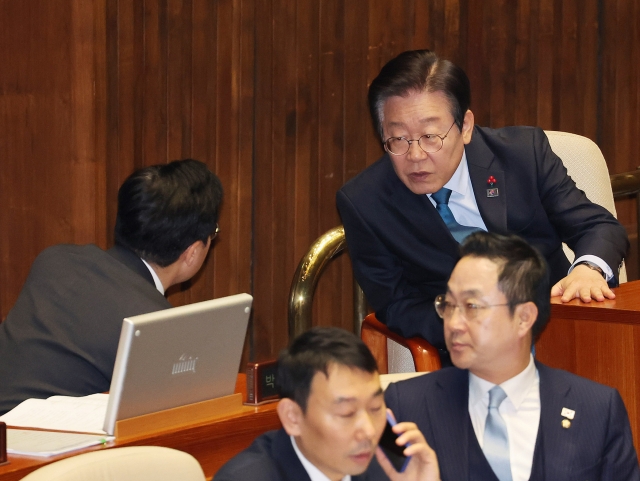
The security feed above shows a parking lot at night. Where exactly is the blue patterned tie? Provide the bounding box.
[431,188,480,243]
[483,386,512,481]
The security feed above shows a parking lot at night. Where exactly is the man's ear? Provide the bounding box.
[461,109,475,144]
[515,301,537,338]
[179,240,206,267]
[277,398,304,436]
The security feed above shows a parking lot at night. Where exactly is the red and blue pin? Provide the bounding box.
[486,175,499,198]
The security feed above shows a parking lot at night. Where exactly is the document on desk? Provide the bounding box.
[7,429,114,457]
[0,393,109,434]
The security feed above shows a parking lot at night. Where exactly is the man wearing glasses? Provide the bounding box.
[385,231,639,481]
[0,159,222,414]
[337,49,627,365]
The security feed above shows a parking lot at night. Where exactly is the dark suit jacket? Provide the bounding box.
[0,244,171,414]
[337,126,628,348]
[213,428,388,481]
[385,363,640,481]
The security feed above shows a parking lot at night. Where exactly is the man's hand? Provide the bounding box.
[375,418,440,481]
[551,264,615,303]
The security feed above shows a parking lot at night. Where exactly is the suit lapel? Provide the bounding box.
[465,131,508,233]
[536,363,574,480]
[427,369,471,480]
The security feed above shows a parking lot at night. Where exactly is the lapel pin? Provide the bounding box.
[561,407,575,420]
[562,419,571,429]
[486,176,499,198]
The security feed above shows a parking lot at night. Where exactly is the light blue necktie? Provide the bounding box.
[431,187,480,243]
[483,386,512,481]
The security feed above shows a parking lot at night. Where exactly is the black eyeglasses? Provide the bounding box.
[384,120,457,155]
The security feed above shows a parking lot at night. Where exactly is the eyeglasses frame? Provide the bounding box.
[383,120,458,156]
[434,293,512,322]
[210,223,220,241]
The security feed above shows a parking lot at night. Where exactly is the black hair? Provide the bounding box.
[276,327,378,412]
[368,49,471,140]
[459,231,551,342]
[114,159,223,267]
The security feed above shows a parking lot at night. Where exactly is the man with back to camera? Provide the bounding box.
[336,49,628,362]
[214,326,441,481]
[0,159,223,415]
[385,231,640,480]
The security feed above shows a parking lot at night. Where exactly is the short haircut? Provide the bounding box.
[368,49,471,140]
[114,159,223,267]
[276,327,378,412]
[459,231,551,342]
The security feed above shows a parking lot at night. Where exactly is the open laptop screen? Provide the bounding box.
[103,293,252,435]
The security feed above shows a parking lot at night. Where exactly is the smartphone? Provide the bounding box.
[378,411,411,472]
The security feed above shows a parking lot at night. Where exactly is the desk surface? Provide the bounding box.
[0,375,281,481]
[549,278,640,323]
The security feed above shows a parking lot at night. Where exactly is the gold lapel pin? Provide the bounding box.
[562,419,571,429]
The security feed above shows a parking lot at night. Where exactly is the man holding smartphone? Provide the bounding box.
[214,327,440,481]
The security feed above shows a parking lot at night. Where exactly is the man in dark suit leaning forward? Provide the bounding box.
[0,159,223,414]
[337,49,628,362]
[215,327,440,481]
[385,231,640,481]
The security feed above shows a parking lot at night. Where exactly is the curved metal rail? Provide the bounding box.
[287,226,366,338]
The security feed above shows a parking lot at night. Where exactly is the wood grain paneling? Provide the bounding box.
[600,0,640,264]
[0,0,105,318]
[102,0,254,312]
[1,0,640,363]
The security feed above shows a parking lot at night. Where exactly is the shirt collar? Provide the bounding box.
[469,355,537,410]
[442,150,469,196]
[291,436,351,481]
[141,259,165,295]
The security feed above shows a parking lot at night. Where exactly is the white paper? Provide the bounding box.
[0,393,109,434]
[7,429,114,457]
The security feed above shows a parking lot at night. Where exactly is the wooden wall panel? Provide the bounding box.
[1,0,640,362]
[252,0,275,360]
[0,0,106,319]
[101,0,253,311]
[600,0,640,269]
[315,0,348,334]
[0,0,253,332]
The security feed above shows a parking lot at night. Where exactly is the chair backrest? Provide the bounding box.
[544,130,627,283]
[19,446,206,481]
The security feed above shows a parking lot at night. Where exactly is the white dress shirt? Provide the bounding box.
[427,151,488,231]
[141,259,165,295]
[291,436,351,481]
[469,355,540,481]
[427,149,612,279]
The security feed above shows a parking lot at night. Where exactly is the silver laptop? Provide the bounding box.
[103,293,253,435]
